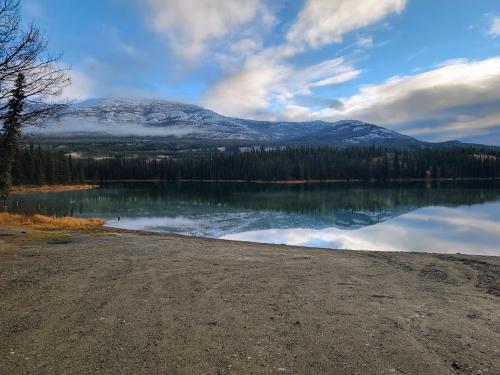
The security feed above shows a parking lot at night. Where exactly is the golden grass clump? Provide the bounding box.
[11,184,99,193]
[0,213,105,230]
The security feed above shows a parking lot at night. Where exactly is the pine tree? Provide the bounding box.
[0,73,25,208]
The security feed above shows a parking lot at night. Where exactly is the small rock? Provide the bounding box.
[452,361,462,370]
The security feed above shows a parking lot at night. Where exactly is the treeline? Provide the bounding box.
[11,145,500,185]
[11,145,85,185]
[83,146,500,182]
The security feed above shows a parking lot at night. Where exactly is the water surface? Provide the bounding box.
[8,181,500,255]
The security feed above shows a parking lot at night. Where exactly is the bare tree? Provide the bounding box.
[0,0,69,206]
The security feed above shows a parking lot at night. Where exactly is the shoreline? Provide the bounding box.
[11,184,99,193]
[82,177,500,185]
[0,225,499,374]
[2,218,499,257]
[8,178,499,190]
[2,207,499,257]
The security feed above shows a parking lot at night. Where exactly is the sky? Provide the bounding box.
[22,0,500,145]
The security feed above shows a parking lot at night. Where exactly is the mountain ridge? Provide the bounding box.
[32,98,497,150]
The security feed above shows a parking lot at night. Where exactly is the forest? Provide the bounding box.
[11,145,86,185]
[10,145,500,185]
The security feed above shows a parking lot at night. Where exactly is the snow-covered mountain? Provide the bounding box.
[36,98,425,148]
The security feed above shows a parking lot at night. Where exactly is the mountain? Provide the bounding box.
[32,98,497,153]
[33,98,424,148]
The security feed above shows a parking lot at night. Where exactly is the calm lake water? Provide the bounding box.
[7,181,500,255]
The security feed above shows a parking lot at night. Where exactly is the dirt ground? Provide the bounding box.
[0,227,499,375]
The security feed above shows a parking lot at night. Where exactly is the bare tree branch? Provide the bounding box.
[0,0,69,129]
[0,0,69,202]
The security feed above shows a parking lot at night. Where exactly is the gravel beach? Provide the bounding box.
[0,227,499,374]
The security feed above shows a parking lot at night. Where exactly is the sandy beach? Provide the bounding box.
[0,226,498,374]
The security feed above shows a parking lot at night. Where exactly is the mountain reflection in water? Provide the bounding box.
[7,181,500,255]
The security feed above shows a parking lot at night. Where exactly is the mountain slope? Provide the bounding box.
[32,98,488,150]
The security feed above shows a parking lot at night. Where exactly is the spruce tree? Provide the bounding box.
[0,73,25,208]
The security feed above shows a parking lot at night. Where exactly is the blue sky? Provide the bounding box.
[22,0,500,144]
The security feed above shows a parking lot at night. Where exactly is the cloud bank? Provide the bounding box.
[32,119,197,138]
[284,57,500,143]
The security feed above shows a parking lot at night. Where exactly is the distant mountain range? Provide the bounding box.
[32,98,496,150]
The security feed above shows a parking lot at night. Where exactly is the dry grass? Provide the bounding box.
[0,213,105,230]
[11,185,99,193]
[25,232,73,241]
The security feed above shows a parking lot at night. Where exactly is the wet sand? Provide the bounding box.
[0,227,499,374]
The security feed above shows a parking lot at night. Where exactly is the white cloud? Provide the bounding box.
[229,38,261,57]
[282,57,500,142]
[61,70,94,101]
[303,61,361,91]
[356,35,374,49]
[203,58,360,118]
[490,17,500,36]
[202,0,405,119]
[144,0,270,61]
[203,63,289,117]
[287,0,406,49]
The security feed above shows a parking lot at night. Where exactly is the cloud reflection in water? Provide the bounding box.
[8,181,500,255]
[221,203,500,256]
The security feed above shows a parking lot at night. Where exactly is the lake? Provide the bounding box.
[7,181,500,256]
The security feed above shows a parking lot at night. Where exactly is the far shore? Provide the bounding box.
[9,178,499,191]
[81,176,500,185]
[11,184,99,193]
[0,224,498,374]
